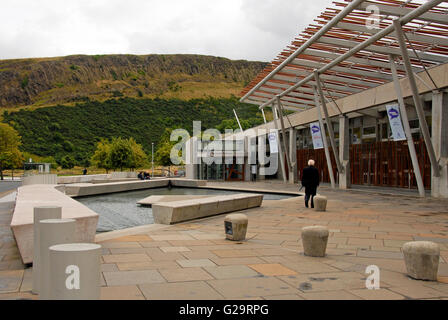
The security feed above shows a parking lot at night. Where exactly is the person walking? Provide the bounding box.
[301,159,320,208]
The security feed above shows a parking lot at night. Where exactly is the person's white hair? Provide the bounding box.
[308,159,315,166]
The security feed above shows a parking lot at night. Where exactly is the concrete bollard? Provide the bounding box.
[39,219,76,300]
[48,243,102,300]
[313,195,327,212]
[32,206,62,294]
[224,214,248,241]
[402,241,440,281]
[301,226,329,257]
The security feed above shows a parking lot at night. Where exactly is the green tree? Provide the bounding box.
[91,139,112,173]
[0,124,24,180]
[109,137,132,171]
[60,155,75,169]
[41,156,58,169]
[127,138,148,170]
[154,141,174,167]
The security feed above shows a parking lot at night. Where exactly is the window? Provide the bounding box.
[363,126,376,135]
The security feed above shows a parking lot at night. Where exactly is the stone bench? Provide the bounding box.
[138,195,213,206]
[10,184,99,264]
[152,193,263,225]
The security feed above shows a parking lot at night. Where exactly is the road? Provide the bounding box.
[0,180,21,194]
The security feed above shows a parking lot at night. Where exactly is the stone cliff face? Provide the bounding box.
[0,54,266,108]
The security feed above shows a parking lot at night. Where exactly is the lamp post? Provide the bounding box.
[152,142,154,178]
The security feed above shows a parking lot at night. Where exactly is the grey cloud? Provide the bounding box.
[0,0,335,62]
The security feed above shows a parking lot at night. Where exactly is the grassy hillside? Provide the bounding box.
[0,54,266,109]
[3,97,265,165]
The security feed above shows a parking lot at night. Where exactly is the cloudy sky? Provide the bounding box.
[0,0,333,62]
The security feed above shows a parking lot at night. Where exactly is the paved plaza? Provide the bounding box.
[1,181,448,300]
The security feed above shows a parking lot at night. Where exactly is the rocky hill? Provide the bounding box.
[0,54,266,108]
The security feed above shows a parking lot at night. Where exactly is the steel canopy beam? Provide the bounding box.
[314,70,343,174]
[279,68,379,87]
[240,0,366,103]
[336,22,448,48]
[276,96,293,175]
[302,47,412,72]
[291,58,393,81]
[261,84,347,98]
[393,19,441,177]
[316,36,447,63]
[358,1,448,25]
[256,0,444,110]
[271,102,288,183]
[389,54,425,197]
[313,85,336,188]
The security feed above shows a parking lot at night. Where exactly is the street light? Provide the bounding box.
[152,142,154,178]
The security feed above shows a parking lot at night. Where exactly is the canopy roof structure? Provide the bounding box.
[240,0,448,112]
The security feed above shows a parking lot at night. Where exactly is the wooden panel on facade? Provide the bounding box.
[296,139,431,189]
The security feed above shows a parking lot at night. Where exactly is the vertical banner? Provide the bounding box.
[268,131,279,154]
[386,104,406,141]
[310,122,324,150]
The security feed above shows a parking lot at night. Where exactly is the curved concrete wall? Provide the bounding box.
[10,184,99,264]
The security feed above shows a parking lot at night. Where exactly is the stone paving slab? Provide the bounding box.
[103,270,165,286]
[100,285,145,300]
[2,180,448,300]
[248,264,297,276]
[177,259,216,268]
[203,265,259,279]
[139,281,223,300]
[207,277,299,299]
[0,270,24,293]
[159,267,214,282]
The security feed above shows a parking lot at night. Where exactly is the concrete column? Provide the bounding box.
[272,103,287,183]
[49,243,102,300]
[244,160,251,182]
[39,219,76,300]
[185,137,198,179]
[338,115,351,189]
[32,206,62,294]
[289,128,298,183]
[431,92,448,198]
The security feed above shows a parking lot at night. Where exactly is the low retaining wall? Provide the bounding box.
[57,174,109,184]
[152,193,263,224]
[22,174,57,185]
[65,178,207,197]
[65,180,170,197]
[91,178,139,184]
[10,184,99,264]
[110,172,138,179]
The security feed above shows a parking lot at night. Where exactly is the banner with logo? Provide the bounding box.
[310,122,324,150]
[386,104,406,141]
[268,131,279,154]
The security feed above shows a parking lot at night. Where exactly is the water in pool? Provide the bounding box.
[76,187,292,232]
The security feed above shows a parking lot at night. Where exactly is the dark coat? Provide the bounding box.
[301,165,320,195]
